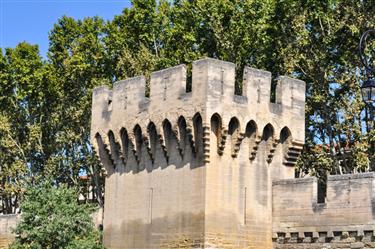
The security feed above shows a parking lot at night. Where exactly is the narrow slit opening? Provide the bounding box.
[235,64,245,96]
[186,64,192,93]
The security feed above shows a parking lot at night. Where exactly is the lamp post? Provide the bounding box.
[359,29,375,170]
[359,29,375,107]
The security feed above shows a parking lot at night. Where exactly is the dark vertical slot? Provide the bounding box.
[228,117,240,157]
[108,131,120,168]
[145,73,151,98]
[148,123,157,164]
[317,178,327,204]
[193,113,203,156]
[270,77,278,103]
[186,64,192,92]
[134,125,143,166]
[235,64,244,96]
[178,116,187,156]
[120,128,129,163]
[210,114,222,153]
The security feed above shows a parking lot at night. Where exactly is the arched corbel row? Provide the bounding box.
[202,123,210,163]
[149,124,167,162]
[147,122,158,164]
[285,140,304,166]
[261,123,277,163]
[232,132,245,158]
[132,125,143,163]
[177,116,187,158]
[171,121,182,158]
[280,127,292,166]
[108,130,122,168]
[162,119,174,163]
[210,113,222,156]
[279,127,303,166]
[142,135,152,163]
[218,127,228,156]
[270,139,279,163]
[228,117,243,158]
[192,113,204,157]
[96,118,303,168]
[185,119,196,155]
[94,132,114,174]
[250,136,262,161]
[119,128,129,164]
[245,121,260,161]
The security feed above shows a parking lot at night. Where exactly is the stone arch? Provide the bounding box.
[178,116,188,156]
[210,113,222,154]
[261,123,276,163]
[193,112,203,156]
[120,128,129,163]
[147,122,158,163]
[245,120,257,138]
[228,117,240,157]
[280,126,292,144]
[262,123,274,142]
[245,120,258,161]
[279,126,299,167]
[95,132,113,174]
[162,119,173,150]
[133,124,143,163]
[108,130,121,168]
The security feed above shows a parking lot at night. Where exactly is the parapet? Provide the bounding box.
[91,58,306,171]
[273,173,375,243]
[92,59,305,117]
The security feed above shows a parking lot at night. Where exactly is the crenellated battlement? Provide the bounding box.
[92,59,305,121]
[90,57,306,249]
[91,58,305,173]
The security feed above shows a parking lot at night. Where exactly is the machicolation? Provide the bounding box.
[91,58,306,249]
[1,56,374,249]
[90,57,375,249]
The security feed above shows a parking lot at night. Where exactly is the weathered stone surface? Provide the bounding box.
[273,173,375,248]
[273,172,375,249]
[91,58,306,249]
[0,214,18,249]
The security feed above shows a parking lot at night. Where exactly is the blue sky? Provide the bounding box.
[0,0,132,57]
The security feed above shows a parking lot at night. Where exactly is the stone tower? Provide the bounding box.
[91,58,305,249]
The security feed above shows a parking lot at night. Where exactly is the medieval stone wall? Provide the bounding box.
[0,214,18,249]
[273,173,375,249]
[91,58,306,249]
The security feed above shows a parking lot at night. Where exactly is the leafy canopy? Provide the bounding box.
[9,181,103,249]
[1,0,374,214]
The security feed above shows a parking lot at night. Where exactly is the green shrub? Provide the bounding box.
[9,181,104,249]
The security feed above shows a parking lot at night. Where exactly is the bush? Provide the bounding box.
[9,181,104,249]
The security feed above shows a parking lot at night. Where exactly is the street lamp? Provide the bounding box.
[361,79,375,107]
[359,29,375,171]
[359,29,375,108]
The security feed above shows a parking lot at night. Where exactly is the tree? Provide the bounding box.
[9,181,103,249]
[284,0,375,176]
[0,43,48,214]
[1,0,374,214]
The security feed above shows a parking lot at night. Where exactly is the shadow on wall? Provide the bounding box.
[95,112,296,177]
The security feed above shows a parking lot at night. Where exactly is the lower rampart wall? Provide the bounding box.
[0,208,102,249]
[0,214,18,249]
[273,172,375,249]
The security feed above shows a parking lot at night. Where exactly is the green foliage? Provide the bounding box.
[9,181,103,249]
[1,0,374,213]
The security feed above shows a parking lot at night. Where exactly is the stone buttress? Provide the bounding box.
[91,58,306,249]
